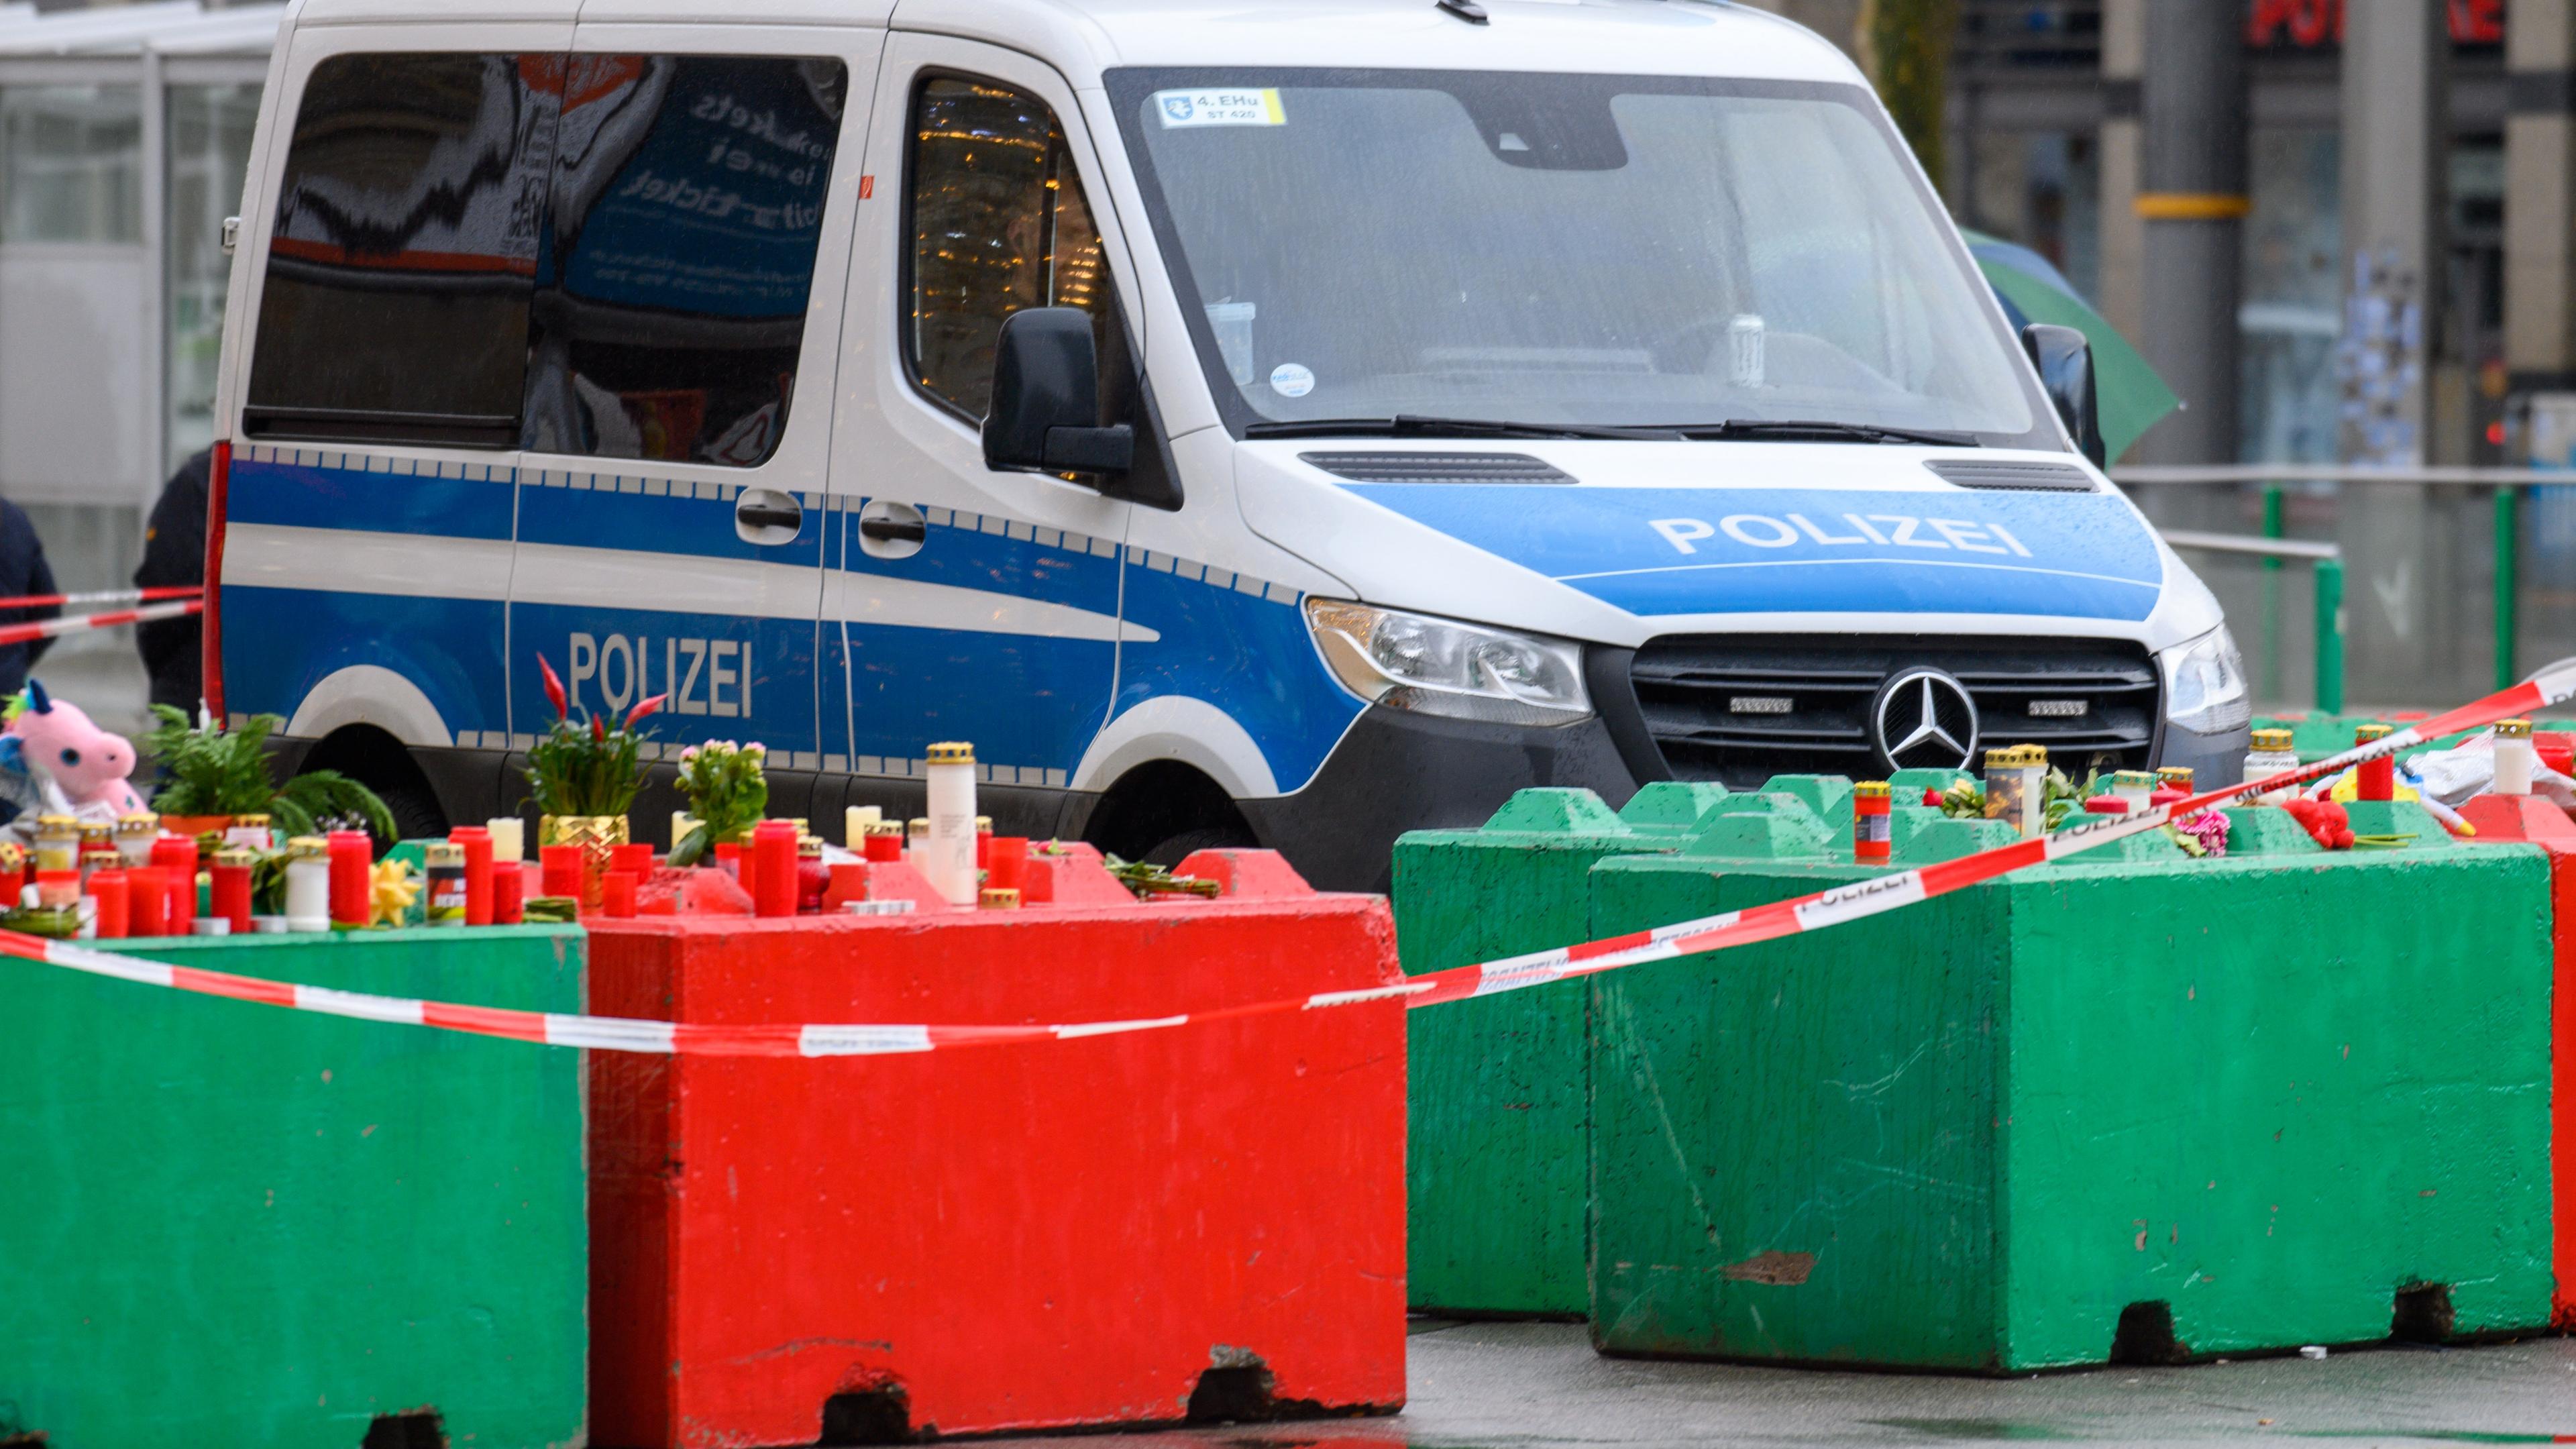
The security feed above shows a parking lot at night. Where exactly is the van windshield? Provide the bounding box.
[1108,70,2047,446]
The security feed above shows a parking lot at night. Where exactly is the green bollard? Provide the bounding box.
[2314,555,2345,714]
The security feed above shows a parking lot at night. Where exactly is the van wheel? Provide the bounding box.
[1139,823,1257,869]
[372,779,448,845]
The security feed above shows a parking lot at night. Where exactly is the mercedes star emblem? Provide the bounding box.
[1870,667,1981,772]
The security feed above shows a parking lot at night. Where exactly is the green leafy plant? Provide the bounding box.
[142,706,394,841]
[669,739,769,867]
[524,653,661,818]
[1104,855,1220,900]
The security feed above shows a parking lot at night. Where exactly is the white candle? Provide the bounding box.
[845,804,881,850]
[2496,721,2537,797]
[922,743,979,906]
[486,817,525,865]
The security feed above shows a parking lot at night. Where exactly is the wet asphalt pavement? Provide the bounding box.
[984,1320,2576,1449]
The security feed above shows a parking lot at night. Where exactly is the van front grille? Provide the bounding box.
[1624,635,2161,787]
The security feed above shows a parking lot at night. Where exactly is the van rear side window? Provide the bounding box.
[245,51,847,467]
[246,54,554,449]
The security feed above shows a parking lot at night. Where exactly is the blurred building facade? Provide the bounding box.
[0,0,272,651]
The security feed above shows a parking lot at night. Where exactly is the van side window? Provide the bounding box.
[906,76,1112,422]
[245,54,558,448]
[521,55,848,467]
[244,51,847,465]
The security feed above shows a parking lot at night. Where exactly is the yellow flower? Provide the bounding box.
[370,857,421,928]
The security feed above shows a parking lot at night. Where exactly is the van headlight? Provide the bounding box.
[2159,624,2252,735]
[1307,600,1592,727]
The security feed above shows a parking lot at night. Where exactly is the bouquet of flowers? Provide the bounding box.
[524,653,662,818]
[669,739,768,867]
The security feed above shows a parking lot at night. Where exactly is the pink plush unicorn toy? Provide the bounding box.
[0,680,148,820]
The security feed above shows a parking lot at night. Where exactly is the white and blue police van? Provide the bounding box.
[205,0,2250,890]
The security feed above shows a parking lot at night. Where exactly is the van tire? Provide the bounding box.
[1085,761,1257,866]
[372,779,448,845]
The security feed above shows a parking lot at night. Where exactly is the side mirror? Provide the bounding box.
[2021,322,2105,468]
[983,307,1134,474]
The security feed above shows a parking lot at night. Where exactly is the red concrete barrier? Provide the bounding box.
[2455,794,2576,1326]
[586,848,1407,1447]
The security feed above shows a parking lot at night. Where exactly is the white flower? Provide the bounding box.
[743,742,767,757]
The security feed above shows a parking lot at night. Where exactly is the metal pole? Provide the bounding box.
[2314,557,2345,715]
[2496,484,2520,690]
[2261,484,2284,703]
[2135,0,2248,464]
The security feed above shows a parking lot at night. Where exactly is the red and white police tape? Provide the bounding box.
[0,599,201,649]
[0,584,199,612]
[7,661,2573,1057]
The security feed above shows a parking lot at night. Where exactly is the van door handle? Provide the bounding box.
[735,488,803,544]
[857,498,926,559]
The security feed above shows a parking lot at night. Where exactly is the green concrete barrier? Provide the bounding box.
[0,926,588,1447]
[1393,782,1729,1315]
[1587,809,2554,1371]
[1394,782,1860,1315]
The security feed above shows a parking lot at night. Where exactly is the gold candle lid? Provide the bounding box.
[2155,766,2194,786]
[975,815,993,833]
[1853,780,1890,800]
[2498,718,2534,739]
[2355,722,2395,743]
[978,887,1020,910]
[2110,770,2156,789]
[213,847,254,867]
[423,841,464,867]
[798,835,824,858]
[906,818,930,838]
[925,741,975,765]
[2251,727,2294,751]
[865,821,905,839]
[116,812,158,835]
[235,813,271,827]
[1984,744,2048,769]
[284,836,329,860]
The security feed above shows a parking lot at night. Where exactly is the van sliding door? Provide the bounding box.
[503,27,881,830]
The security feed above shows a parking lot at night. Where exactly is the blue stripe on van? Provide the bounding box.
[832,505,1120,776]
[507,604,819,757]
[516,480,822,568]
[1115,559,1354,794]
[1346,484,2165,623]
[221,584,508,742]
[227,452,514,541]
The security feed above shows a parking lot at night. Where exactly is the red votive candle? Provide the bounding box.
[150,837,199,926]
[540,844,584,902]
[751,820,798,918]
[449,826,494,926]
[127,867,169,938]
[2355,724,2396,802]
[89,869,127,939]
[863,828,901,863]
[614,843,654,877]
[824,861,869,911]
[210,852,252,932]
[327,830,372,927]
[492,864,525,925]
[985,837,1028,894]
[601,871,639,919]
[2084,796,2131,814]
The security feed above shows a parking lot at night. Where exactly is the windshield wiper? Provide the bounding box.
[1242,415,1679,441]
[1661,419,1982,447]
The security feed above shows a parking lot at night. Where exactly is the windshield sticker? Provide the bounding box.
[1155,89,1286,128]
[1269,362,1316,398]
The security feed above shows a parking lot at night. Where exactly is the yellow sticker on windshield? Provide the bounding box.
[1153,89,1285,128]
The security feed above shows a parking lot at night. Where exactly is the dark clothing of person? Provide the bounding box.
[0,498,58,699]
[137,449,210,715]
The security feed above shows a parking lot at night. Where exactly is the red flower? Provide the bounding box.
[625,693,666,729]
[592,714,607,742]
[538,654,570,720]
